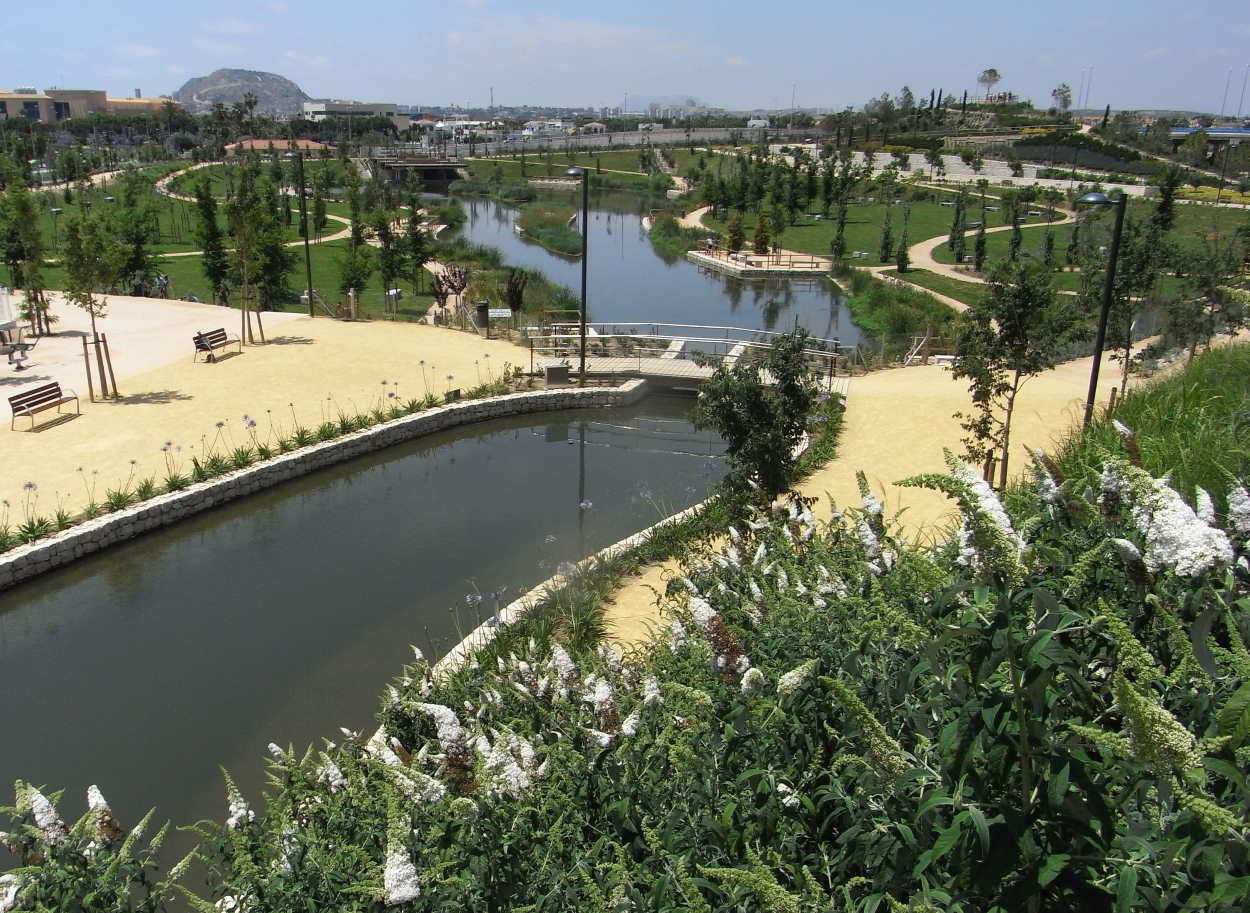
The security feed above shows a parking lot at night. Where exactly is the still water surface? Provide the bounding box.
[453,192,868,344]
[0,396,724,862]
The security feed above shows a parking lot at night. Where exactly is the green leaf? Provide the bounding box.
[1217,681,1250,746]
[1038,853,1070,887]
[1047,762,1071,809]
[917,792,954,818]
[1115,865,1139,913]
[965,806,990,855]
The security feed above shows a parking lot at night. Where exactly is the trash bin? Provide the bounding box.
[475,302,489,328]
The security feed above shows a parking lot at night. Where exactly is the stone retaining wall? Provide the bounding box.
[0,379,649,592]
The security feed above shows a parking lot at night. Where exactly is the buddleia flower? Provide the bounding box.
[1176,788,1244,835]
[642,677,662,707]
[827,678,910,779]
[316,755,347,792]
[1106,458,1232,577]
[777,659,817,695]
[776,782,801,809]
[28,786,67,845]
[1112,672,1201,776]
[1029,448,1060,506]
[414,703,466,750]
[383,803,421,906]
[1195,488,1215,524]
[87,784,124,844]
[0,874,20,912]
[224,773,254,829]
[1228,484,1250,537]
[620,710,641,737]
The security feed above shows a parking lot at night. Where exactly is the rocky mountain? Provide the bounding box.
[171,69,310,117]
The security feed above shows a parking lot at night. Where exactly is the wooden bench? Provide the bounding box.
[9,382,79,431]
[192,328,241,363]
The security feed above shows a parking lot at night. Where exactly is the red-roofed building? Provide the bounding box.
[226,139,334,156]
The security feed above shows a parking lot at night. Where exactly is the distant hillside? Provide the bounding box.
[171,69,310,117]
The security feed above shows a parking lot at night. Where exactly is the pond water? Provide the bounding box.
[452,192,870,346]
[0,396,724,864]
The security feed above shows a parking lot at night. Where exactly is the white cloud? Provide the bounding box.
[267,1,290,10]
[166,64,188,74]
[203,18,257,35]
[446,30,465,47]
[1143,47,1169,60]
[725,56,747,67]
[119,43,160,58]
[192,37,244,56]
[456,0,487,7]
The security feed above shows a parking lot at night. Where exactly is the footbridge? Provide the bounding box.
[522,322,856,398]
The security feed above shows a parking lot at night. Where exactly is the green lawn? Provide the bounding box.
[880,267,985,306]
[701,201,1051,265]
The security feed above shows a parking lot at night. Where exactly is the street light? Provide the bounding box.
[1077,190,1127,427]
[566,167,589,385]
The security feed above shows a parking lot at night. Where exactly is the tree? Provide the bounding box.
[1008,215,1022,262]
[1051,83,1072,114]
[193,180,230,305]
[1,183,52,334]
[374,212,406,312]
[504,268,528,313]
[111,171,161,295]
[1150,164,1185,233]
[404,212,431,293]
[726,211,745,253]
[61,212,117,396]
[896,207,911,272]
[62,213,115,340]
[952,261,1079,487]
[977,68,1002,99]
[691,329,821,502]
[752,214,771,257]
[924,147,943,179]
[831,199,848,260]
[878,206,894,263]
[973,216,987,272]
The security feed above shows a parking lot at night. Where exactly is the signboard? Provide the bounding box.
[487,308,513,319]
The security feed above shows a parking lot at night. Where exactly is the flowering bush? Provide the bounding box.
[4,362,1249,910]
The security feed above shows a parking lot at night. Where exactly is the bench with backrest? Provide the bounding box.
[192,328,241,363]
[8,381,79,431]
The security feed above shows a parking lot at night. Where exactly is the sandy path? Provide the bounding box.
[601,347,1126,645]
[1,308,529,519]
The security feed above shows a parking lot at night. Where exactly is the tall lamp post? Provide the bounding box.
[296,151,315,317]
[566,167,589,385]
[1078,190,1127,427]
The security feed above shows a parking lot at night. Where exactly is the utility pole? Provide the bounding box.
[297,151,314,317]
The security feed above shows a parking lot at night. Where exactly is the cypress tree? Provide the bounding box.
[878,206,894,263]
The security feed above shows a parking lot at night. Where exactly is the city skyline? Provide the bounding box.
[3,0,1249,115]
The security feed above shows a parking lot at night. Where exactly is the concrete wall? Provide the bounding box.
[0,380,649,592]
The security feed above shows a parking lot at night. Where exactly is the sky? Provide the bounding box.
[4,0,1249,114]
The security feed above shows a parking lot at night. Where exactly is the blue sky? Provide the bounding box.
[4,0,1248,113]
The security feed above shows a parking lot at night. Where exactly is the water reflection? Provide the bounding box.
[451,192,867,347]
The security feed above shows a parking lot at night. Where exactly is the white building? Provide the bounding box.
[746,118,770,129]
[303,100,406,131]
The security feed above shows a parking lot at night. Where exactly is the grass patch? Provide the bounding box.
[837,267,960,355]
[879,267,985,307]
[1030,341,1250,507]
[515,202,582,256]
[647,212,715,260]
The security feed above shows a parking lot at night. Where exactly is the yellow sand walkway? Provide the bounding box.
[0,309,529,521]
[601,349,1125,646]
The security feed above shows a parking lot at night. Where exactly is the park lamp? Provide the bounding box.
[566,167,589,385]
[1077,190,1127,428]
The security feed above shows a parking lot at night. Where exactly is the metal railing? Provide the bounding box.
[521,322,861,382]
